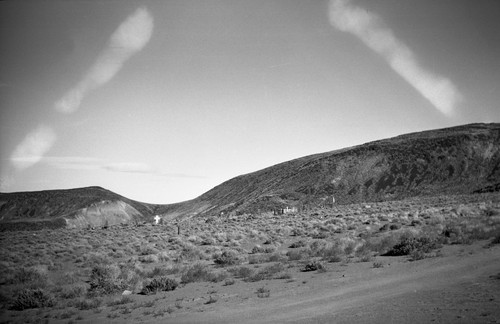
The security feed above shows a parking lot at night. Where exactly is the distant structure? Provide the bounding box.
[154,215,161,225]
[273,206,298,215]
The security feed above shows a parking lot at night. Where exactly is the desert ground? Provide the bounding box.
[1,193,500,323]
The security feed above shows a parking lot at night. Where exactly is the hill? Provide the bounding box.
[1,123,499,229]
[0,186,162,231]
[158,123,500,218]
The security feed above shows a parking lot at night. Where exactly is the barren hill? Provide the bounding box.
[1,123,499,229]
[159,123,500,218]
[0,187,161,231]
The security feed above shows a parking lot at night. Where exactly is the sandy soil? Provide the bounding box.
[2,241,499,324]
[167,242,500,324]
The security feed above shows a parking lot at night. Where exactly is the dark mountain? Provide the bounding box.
[0,186,162,231]
[157,123,500,218]
[1,123,499,230]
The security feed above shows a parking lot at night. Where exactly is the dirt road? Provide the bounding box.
[171,243,500,323]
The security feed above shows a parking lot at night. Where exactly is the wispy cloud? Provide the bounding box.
[102,162,205,178]
[42,156,103,170]
[102,162,156,174]
[328,0,462,116]
[55,7,154,114]
[41,156,205,178]
[10,125,57,170]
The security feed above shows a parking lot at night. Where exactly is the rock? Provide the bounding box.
[122,290,132,296]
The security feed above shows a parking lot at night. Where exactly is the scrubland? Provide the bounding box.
[1,193,500,323]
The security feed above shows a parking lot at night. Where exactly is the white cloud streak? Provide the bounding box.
[328,0,462,116]
[55,7,154,114]
[40,156,204,178]
[10,124,57,170]
[103,162,156,174]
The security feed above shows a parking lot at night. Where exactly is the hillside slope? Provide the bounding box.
[160,123,500,217]
[1,123,499,228]
[0,187,161,230]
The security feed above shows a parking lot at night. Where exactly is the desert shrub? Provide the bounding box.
[289,240,306,248]
[74,297,102,310]
[358,253,374,262]
[409,249,427,261]
[256,286,270,298]
[251,245,266,254]
[59,309,78,319]
[372,261,384,268]
[83,252,112,268]
[441,224,463,241]
[228,266,254,279]
[59,284,87,299]
[246,263,285,282]
[107,296,133,306]
[10,288,54,310]
[302,261,326,272]
[176,245,207,262]
[140,277,178,295]
[263,246,276,253]
[492,233,500,245]
[342,239,358,256]
[205,295,218,304]
[140,244,160,255]
[181,263,218,284]
[223,278,235,286]
[58,271,81,285]
[385,236,437,256]
[287,249,308,261]
[213,250,242,266]
[268,252,287,262]
[467,225,500,242]
[321,244,344,262]
[411,220,422,226]
[88,265,125,297]
[248,254,267,264]
[389,224,401,230]
[10,267,48,287]
[379,224,390,232]
[312,231,329,239]
[308,240,329,256]
[143,266,171,278]
[369,234,400,255]
[139,254,159,263]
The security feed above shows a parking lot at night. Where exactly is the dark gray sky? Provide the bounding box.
[1,0,499,203]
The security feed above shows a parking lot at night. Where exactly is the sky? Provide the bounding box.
[1,0,499,204]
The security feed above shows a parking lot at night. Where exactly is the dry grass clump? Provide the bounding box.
[58,284,87,299]
[140,277,178,295]
[228,266,254,280]
[9,288,54,310]
[7,267,49,289]
[302,261,326,272]
[286,248,310,261]
[180,263,228,284]
[87,264,127,297]
[245,263,287,282]
[213,250,243,266]
[256,286,270,298]
[73,297,102,310]
[384,235,438,257]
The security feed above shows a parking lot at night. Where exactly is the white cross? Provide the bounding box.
[154,215,161,225]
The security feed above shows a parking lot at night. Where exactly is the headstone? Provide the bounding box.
[154,215,161,225]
